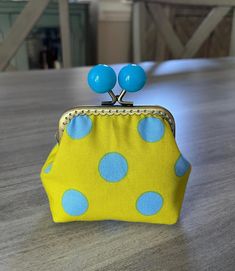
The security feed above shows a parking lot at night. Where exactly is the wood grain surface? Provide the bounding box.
[0,59,235,271]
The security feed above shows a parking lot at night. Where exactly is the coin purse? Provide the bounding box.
[41,64,191,225]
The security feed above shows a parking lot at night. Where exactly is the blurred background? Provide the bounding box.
[1,0,235,72]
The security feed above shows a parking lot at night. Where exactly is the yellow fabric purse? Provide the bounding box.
[41,64,191,225]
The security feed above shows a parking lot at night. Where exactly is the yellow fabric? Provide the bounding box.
[41,114,191,224]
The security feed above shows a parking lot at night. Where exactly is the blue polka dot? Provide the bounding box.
[136,191,163,216]
[138,117,165,142]
[175,155,190,177]
[62,189,88,216]
[99,152,128,182]
[44,163,52,173]
[67,115,92,139]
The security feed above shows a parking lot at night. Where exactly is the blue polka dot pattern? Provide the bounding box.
[136,191,163,216]
[138,117,165,142]
[44,163,52,173]
[62,189,88,216]
[67,115,92,139]
[99,152,128,182]
[175,155,190,177]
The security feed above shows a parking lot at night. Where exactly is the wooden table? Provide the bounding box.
[0,59,235,271]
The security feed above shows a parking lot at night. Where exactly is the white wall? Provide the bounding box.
[98,0,131,64]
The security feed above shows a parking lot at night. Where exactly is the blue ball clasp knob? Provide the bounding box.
[87,64,117,94]
[118,64,146,92]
